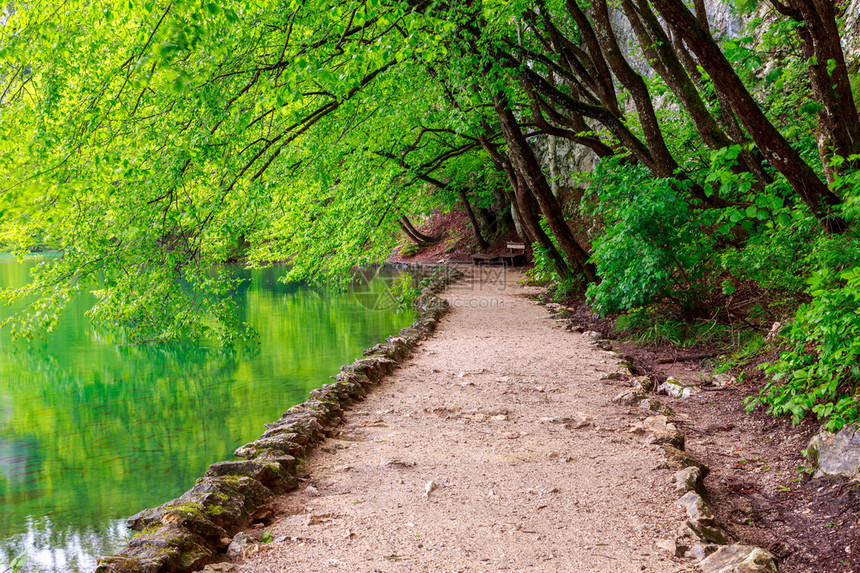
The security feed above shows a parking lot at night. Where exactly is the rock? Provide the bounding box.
[127,506,163,531]
[712,373,735,388]
[675,466,706,495]
[566,411,592,429]
[638,399,673,415]
[685,544,719,561]
[659,445,710,477]
[226,532,254,559]
[765,321,782,343]
[600,372,625,381]
[658,378,696,399]
[204,460,290,492]
[656,538,684,557]
[648,430,685,450]
[612,389,645,406]
[631,376,656,392]
[424,481,438,499]
[806,423,860,480]
[582,330,602,340]
[681,520,728,545]
[675,492,715,523]
[643,415,675,433]
[594,339,613,351]
[94,557,162,573]
[698,544,778,573]
[640,416,685,448]
[160,506,228,540]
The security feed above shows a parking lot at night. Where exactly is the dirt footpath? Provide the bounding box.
[235,268,681,572]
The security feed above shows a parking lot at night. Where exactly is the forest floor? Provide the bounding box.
[227,267,687,572]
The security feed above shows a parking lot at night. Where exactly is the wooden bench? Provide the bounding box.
[500,241,527,267]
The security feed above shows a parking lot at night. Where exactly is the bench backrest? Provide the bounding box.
[506,242,526,252]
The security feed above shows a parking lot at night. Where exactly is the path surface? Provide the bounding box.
[236,268,680,572]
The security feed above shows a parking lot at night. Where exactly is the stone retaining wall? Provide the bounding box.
[94,266,462,573]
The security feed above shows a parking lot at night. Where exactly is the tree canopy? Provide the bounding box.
[2,0,860,425]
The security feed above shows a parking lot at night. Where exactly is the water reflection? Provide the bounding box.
[0,257,415,571]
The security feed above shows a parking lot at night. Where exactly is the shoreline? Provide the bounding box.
[94,266,463,573]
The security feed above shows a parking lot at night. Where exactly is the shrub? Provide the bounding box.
[583,161,712,315]
[752,267,860,431]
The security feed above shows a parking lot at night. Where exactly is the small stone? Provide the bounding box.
[675,466,705,495]
[806,422,860,480]
[698,544,778,573]
[658,378,696,399]
[227,532,254,559]
[424,481,439,499]
[675,492,715,523]
[382,459,416,468]
[612,389,645,406]
[600,372,625,381]
[684,544,718,561]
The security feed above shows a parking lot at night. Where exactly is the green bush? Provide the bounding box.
[521,241,556,286]
[584,161,712,315]
[752,267,860,430]
[400,243,421,257]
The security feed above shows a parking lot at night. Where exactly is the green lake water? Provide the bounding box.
[0,256,416,572]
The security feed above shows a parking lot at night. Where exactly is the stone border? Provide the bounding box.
[540,301,779,573]
[94,266,463,573]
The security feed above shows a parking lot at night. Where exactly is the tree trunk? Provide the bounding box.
[457,188,489,250]
[479,135,574,279]
[494,95,598,282]
[400,216,438,245]
[776,0,860,181]
[675,4,774,185]
[651,0,845,232]
[588,0,718,205]
[623,0,770,190]
[399,221,429,247]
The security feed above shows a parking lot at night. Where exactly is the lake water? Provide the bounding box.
[0,256,416,572]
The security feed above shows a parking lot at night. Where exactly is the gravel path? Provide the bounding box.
[234,267,680,572]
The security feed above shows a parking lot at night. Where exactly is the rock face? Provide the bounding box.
[806,423,860,480]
